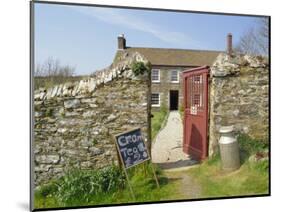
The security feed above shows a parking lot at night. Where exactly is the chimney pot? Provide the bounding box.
[118,34,126,50]
[227,33,233,56]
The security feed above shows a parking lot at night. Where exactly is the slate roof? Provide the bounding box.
[119,47,222,67]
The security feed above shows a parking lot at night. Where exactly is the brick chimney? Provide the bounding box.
[226,33,233,56]
[118,34,126,50]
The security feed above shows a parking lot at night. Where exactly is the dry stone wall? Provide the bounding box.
[34,52,150,186]
[209,53,269,155]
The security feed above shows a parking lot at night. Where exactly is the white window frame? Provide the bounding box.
[151,69,160,83]
[170,70,179,83]
[151,93,160,107]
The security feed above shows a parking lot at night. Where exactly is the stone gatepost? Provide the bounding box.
[208,53,269,156]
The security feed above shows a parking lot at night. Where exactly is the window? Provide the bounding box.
[170,70,179,83]
[151,93,160,107]
[151,69,160,82]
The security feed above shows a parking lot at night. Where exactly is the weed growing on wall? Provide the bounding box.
[45,108,54,117]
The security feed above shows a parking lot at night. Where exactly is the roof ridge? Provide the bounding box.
[126,46,223,53]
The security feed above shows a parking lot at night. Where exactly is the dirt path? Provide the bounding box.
[152,111,201,199]
[164,169,202,199]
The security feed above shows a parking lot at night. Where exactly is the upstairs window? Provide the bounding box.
[170,70,179,83]
[151,69,160,82]
[151,93,160,107]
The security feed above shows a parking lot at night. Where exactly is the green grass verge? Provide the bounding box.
[151,107,168,140]
[187,134,269,198]
[34,163,181,209]
[188,156,269,198]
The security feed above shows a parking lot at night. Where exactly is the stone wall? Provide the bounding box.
[33,52,150,186]
[209,53,269,155]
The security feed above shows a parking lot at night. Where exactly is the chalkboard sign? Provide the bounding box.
[115,128,150,169]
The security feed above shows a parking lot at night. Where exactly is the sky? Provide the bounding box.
[35,3,262,75]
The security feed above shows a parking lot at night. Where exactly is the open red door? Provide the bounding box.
[183,66,209,160]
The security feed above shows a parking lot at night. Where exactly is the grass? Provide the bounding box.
[188,156,269,198]
[34,163,182,209]
[187,134,269,198]
[151,106,168,140]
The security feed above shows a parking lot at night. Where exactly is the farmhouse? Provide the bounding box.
[114,34,224,111]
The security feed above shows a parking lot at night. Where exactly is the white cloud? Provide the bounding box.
[72,7,203,47]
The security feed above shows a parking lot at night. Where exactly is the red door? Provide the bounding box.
[183,66,209,160]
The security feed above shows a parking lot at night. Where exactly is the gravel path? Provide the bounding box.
[152,111,193,165]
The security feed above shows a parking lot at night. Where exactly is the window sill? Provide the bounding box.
[151,104,160,107]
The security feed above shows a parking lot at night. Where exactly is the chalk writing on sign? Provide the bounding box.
[115,128,150,169]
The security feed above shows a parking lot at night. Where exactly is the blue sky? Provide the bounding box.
[35,3,261,75]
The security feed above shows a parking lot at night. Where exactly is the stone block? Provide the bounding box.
[64,99,80,109]
[35,155,60,164]
[89,147,102,156]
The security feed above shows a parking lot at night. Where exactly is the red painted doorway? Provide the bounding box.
[182,66,209,160]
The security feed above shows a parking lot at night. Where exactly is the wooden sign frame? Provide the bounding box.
[114,128,160,200]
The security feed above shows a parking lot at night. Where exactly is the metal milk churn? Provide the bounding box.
[219,125,240,171]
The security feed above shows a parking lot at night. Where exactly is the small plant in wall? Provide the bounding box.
[59,108,65,118]
[92,138,98,145]
[45,108,54,117]
[131,61,151,76]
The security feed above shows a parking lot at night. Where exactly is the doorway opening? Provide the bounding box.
[169,90,179,110]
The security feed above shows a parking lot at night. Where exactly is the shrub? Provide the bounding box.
[131,61,151,76]
[238,133,268,155]
[237,133,268,165]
